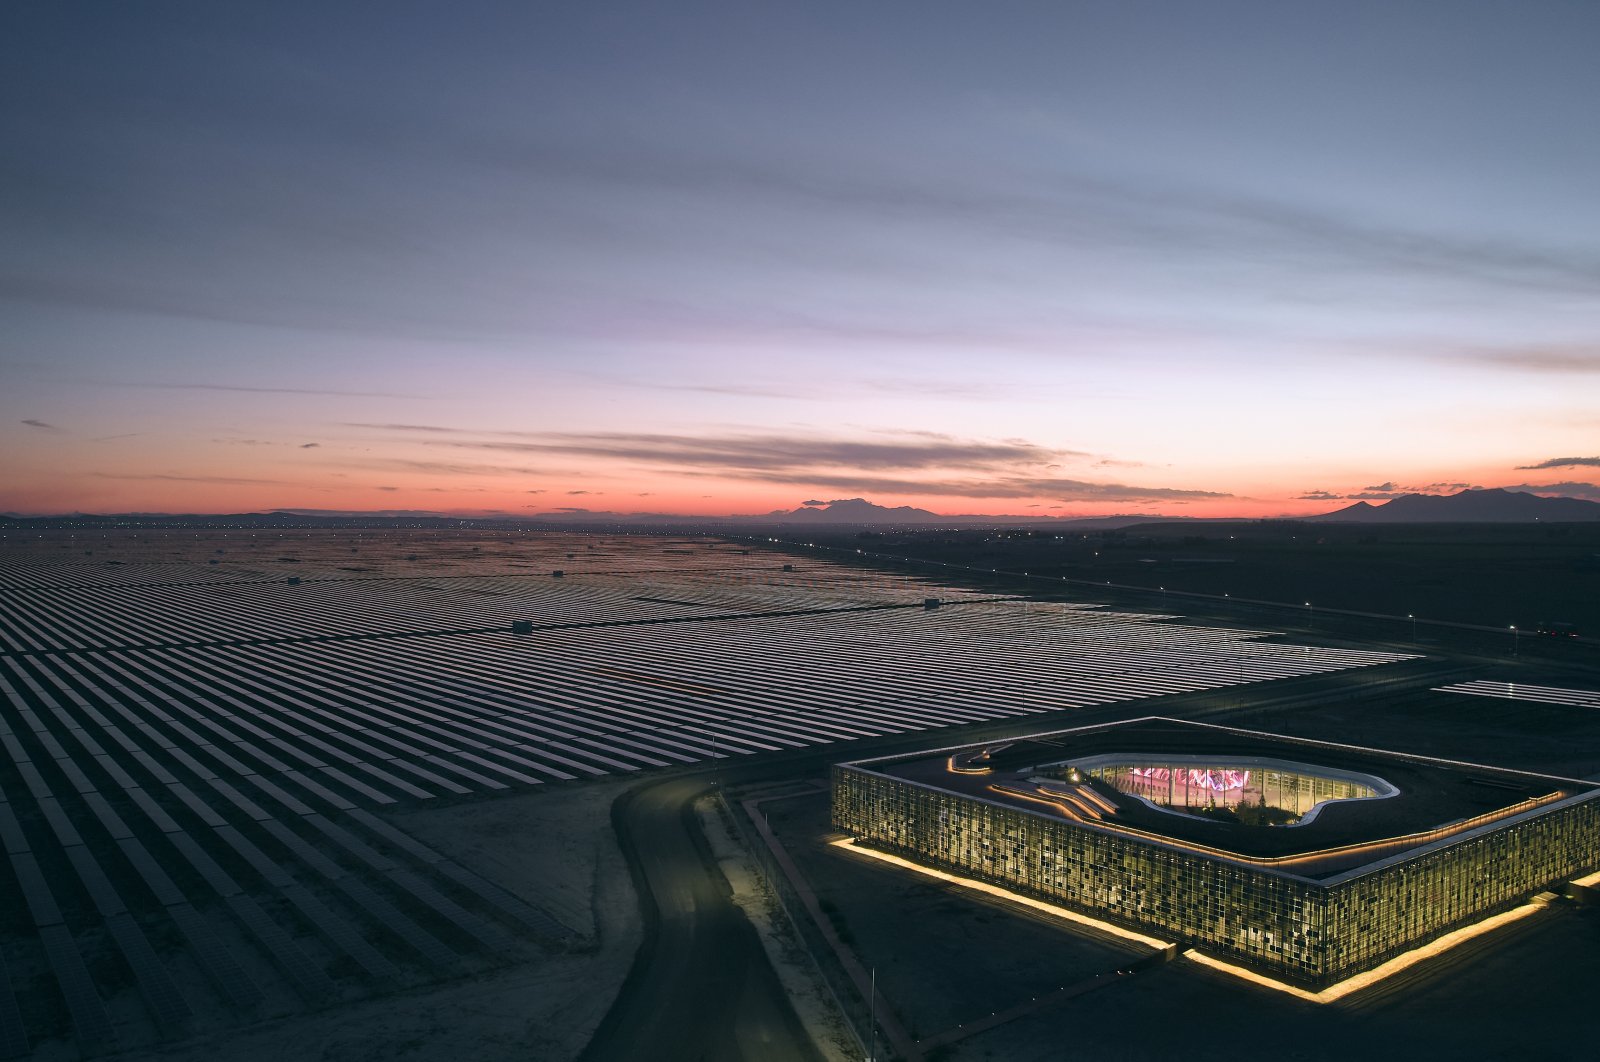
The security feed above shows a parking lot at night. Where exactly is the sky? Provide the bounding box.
[3,1,1598,518]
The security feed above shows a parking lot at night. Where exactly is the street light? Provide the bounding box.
[868,965,878,1062]
[1408,613,1416,641]
[1511,625,1519,656]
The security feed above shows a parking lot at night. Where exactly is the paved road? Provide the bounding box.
[578,656,1473,1062]
[580,777,823,1062]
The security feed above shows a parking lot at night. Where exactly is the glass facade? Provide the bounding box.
[833,763,1600,986]
[1080,761,1380,825]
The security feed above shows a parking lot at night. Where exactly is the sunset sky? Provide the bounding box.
[3,2,1597,518]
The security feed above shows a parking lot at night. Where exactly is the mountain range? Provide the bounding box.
[4,488,1597,528]
[1308,487,1600,523]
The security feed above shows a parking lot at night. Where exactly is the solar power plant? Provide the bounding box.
[1433,680,1600,710]
[0,530,1416,1056]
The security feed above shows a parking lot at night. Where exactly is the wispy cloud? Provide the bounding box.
[709,470,1229,502]
[342,422,469,434]
[90,472,284,485]
[1468,346,1600,375]
[1501,480,1600,501]
[1345,480,1476,500]
[1517,456,1600,470]
[394,428,1214,501]
[21,419,63,431]
[426,429,1071,473]
[500,136,1600,299]
[128,383,420,397]
[329,457,549,477]
[1296,490,1343,500]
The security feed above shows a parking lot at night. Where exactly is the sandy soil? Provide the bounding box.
[112,779,642,1062]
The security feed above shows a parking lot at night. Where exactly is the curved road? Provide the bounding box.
[580,776,823,1062]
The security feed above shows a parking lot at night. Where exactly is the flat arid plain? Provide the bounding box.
[1,529,1597,1061]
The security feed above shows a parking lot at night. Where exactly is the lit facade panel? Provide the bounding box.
[832,719,1600,987]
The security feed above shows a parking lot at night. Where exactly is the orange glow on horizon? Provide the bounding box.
[0,426,1577,521]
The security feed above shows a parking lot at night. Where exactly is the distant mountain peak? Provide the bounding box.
[762,497,942,523]
[1311,488,1600,523]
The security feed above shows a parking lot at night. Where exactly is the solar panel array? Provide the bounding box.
[1433,679,1600,710]
[0,530,1416,1056]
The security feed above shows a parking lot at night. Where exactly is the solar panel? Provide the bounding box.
[323,876,457,967]
[62,844,127,917]
[256,820,346,881]
[124,787,184,834]
[105,911,192,1029]
[222,894,335,1001]
[165,902,262,1009]
[0,954,29,1059]
[387,869,515,954]
[279,771,356,811]
[165,833,242,898]
[277,883,398,981]
[38,924,112,1050]
[429,859,579,942]
[115,838,186,907]
[8,851,64,927]
[165,783,229,828]
[36,798,85,849]
[0,802,30,857]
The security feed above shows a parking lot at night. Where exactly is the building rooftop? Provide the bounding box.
[848,718,1600,878]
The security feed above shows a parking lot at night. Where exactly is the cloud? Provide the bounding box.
[145,383,415,397]
[1468,346,1600,375]
[330,457,549,477]
[1345,481,1476,500]
[1517,456,1600,470]
[863,378,1009,398]
[526,489,547,494]
[90,472,283,485]
[342,422,469,434]
[495,135,1600,300]
[1500,481,1600,501]
[299,442,320,448]
[802,499,826,507]
[21,419,62,431]
[376,485,398,491]
[406,428,1214,502]
[427,429,1071,473]
[631,380,826,399]
[567,490,591,495]
[1296,490,1344,500]
[715,469,1228,501]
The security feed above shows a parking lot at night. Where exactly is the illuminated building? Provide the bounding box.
[832,718,1600,987]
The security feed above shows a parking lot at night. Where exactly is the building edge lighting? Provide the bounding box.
[831,717,1600,990]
